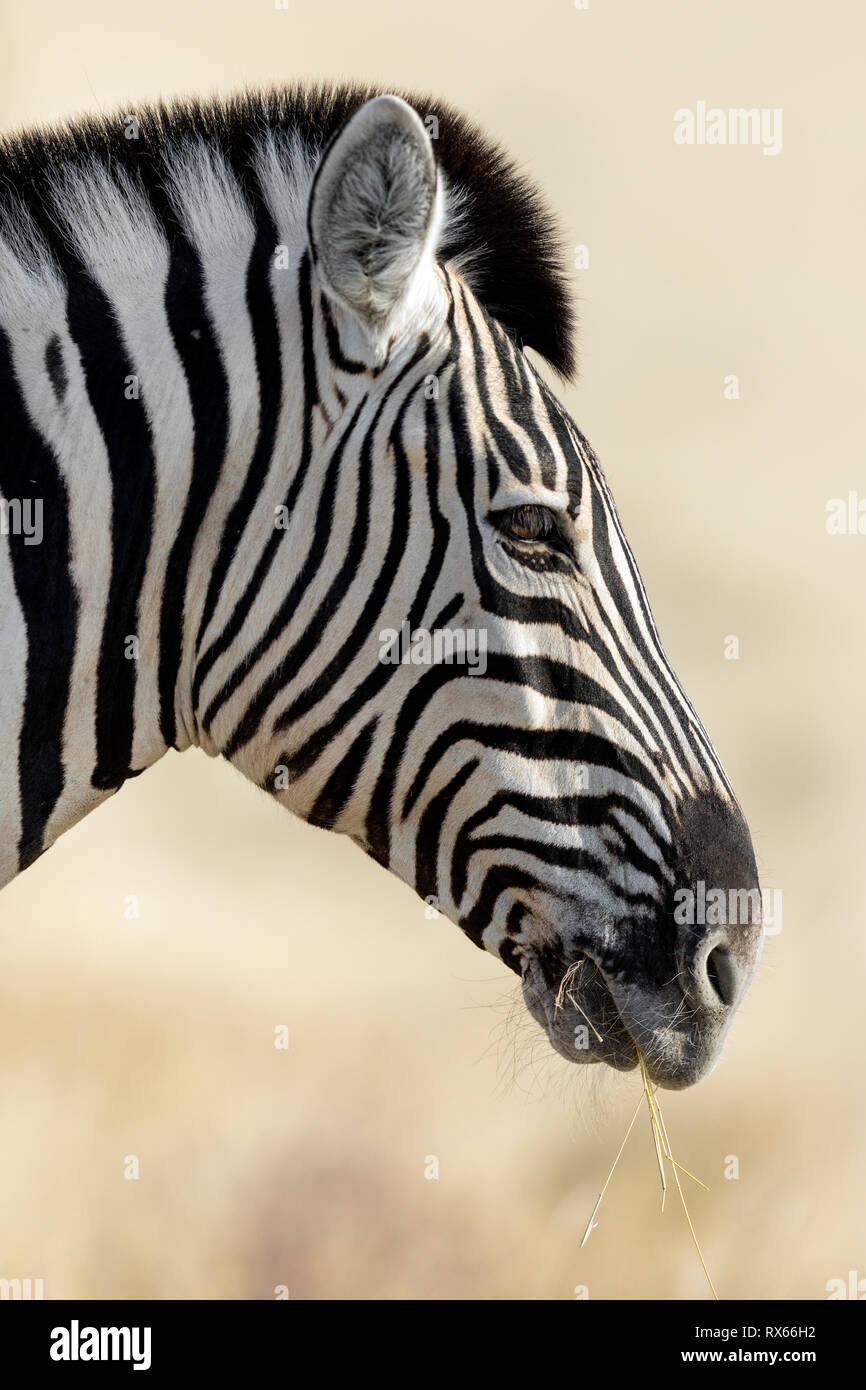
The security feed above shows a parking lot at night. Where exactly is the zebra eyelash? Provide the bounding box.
[489,504,576,567]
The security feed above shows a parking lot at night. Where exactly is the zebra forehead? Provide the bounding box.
[0,81,575,378]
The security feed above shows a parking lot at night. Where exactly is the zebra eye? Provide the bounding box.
[499,505,558,544]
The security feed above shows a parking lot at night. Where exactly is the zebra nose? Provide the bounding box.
[673,792,763,1016]
[682,926,755,1013]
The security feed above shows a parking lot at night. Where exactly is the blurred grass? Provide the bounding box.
[0,745,863,1299]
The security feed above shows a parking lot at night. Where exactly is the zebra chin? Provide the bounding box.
[521,954,638,1075]
[520,943,757,1092]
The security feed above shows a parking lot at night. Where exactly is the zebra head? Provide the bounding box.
[207,96,763,1089]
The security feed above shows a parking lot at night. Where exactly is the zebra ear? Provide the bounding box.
[308,95,442,334]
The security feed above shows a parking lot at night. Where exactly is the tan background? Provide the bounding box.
[1,0,864,1299]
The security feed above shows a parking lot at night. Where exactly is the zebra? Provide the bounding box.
[0,83,762,1090]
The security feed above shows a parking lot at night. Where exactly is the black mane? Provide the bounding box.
[0,81,575,377]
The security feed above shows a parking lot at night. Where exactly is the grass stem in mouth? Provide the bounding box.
[579,1051,718,1299]
[579,1094,643,1248]
[638,1051,718,1300]
[554,959,604,1044]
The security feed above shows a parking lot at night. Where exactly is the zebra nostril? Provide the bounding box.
[704,945,737,1007]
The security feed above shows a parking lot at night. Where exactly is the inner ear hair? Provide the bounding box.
[308,95,440,331]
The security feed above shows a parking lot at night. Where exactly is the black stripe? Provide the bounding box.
[307,717,378,829]
[457,834,661,917]
[220,339,428,758]
[414,756,479,904]
[192,230,300,711]
[64,263,157,790]
[320,295,368,373]
[271,323,460,773]
[488,320,558,490]
[449,788,670,908]
[283,593,463,794]
[459,284,531,485]
[406,715,667,824]
[270,339,430,733]
[0,327,78,869]
[366,650,669,873]
[157,233,231,747]
[459,864,541,947]
[583,466,704,777]
[206,394,368,745]
[586,451,728,786]
[535,375,583,510]
[45,335,67,401]
[400,652,661,819]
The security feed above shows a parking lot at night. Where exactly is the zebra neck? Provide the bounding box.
[0,165,316,881]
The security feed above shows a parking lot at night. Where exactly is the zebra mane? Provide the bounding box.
[0,82,576,377]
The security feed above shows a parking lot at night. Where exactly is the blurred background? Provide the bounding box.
[1,0,864,1300]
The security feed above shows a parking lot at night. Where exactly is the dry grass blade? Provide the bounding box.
[555,960,604,1044]
[654,1103,709,1191]
[638,1052,718,1300]
[640,1057,667,1211]
[579,1052,718,1298]
[579,1094,643,1247]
